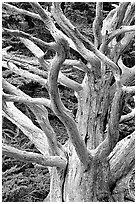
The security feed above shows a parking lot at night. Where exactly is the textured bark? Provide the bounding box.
[2,2,135,202]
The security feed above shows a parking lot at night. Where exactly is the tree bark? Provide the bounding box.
[2,2,135,202]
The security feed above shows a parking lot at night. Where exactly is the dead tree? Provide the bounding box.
[2,2,135,202]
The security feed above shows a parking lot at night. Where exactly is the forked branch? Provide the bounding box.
[52,3,121,83]
[3,101,50,156]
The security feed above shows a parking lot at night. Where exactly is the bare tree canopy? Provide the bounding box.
[2,2,135,202]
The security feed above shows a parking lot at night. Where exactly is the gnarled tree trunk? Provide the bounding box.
[2,2,135,202]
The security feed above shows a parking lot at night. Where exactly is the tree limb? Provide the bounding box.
[122,86,135,95]
[108,132,135,185]
[2,144,67,168]
[93,2,103,48]
[107,83,124,152]
[7,61,48,87]
[20,38,83,92]
[2,78,67,157]
[2,101,50,156]
[100,26,135,52]
[3,28,56,51]
[51,2,100,69]
[115,2,130,29]
[2,92,51,109]
[48,37,90,166]
[123,2,135,26]
[120,109,135,123]
[2,3,42,20]
[29,104,66,157]
[52,3,121,83]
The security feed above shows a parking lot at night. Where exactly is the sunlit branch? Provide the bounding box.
[2,3,41,20]
[52,3,121,83]
[2,93,51,109]
[48,37,90,166]
[7,61,48,87]
[3,144,67,168]
[101,26,135,51]
[20,38,83,92]
[93,2,103,48]
[120,109,135,123]
[123,2,135,26]
[107,83,123,152]
[51,2,100,69]
[118,57,135,86]
[122,86,135,95]
[3,28,56,51]
[108,132,135,184]
[63,59,88,72]
[115,2,130,29]
[3,101,50,156]
[29,105,66,157]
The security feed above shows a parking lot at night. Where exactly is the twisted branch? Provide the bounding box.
[48,37,90,166]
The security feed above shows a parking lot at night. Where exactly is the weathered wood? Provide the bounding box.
[2,2,135,202]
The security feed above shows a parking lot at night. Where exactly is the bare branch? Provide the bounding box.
[52,3,121,83]
[115,2,130,29]
[7,61,48,87]
[63,59,88,72]
[2,79,66,157]
[118,57,135,86]
[58,72,83,92]
[3,28,56,51]
[52,3,101,69]
[2,93,51,109]
[29,104,65,157]
[109,26,135,43]
[114,31,135,62]
[93,2,103,48]
[2,3,41,20]
[123,3,135,26]
[48,37,90,166]
[120,109,135,123]
[107,83,123,152]
[108,132,135,184]
[20,38,83,92]
[3,144,67,168]
[2,101,50,156]
[100,26,135,52]
[122,86,135,95]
